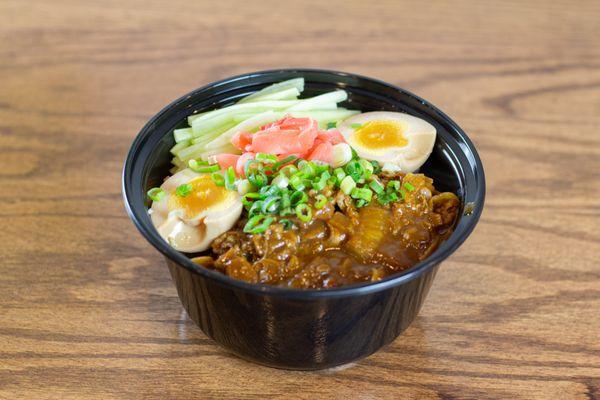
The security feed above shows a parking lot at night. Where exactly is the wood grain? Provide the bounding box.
[1,0,599,398]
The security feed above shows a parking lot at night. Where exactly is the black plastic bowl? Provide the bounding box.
[122,69,485,370]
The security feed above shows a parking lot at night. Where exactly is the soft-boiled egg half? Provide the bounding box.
[149,169,242,253]
[338,112,436,173]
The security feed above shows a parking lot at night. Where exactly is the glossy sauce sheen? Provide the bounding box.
[209,173,460,289]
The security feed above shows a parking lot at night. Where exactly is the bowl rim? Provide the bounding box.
[122,68,485,299]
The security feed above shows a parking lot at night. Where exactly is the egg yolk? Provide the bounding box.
[353,120,408,149]
[168,174,231,219]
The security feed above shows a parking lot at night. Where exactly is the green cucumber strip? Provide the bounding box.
[238,78,305,103]
[173,128,192,143]
[169,140,191,156]
[288,90,348,111]
[243,87,300,102]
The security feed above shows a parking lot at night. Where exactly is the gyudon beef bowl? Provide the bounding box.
[122,69,485,370]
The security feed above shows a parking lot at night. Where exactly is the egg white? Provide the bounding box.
[338,111,436,173]
[150,168,242,253]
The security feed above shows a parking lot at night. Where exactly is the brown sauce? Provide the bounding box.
[208,173,460,289]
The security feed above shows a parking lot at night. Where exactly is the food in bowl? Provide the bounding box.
[146,78,460,289]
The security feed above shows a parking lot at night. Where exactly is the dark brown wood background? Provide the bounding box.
[1,1,599,398]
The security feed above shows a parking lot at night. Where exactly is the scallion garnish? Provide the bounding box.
[272,155,298,170]
[262,195,281,214]
[290,190,308,206]
[175,183,193,197]
[314,194,327,209]
[147,187,165,202]
[211,172,225,187]
[271,174,289,189]
[255,153,278,163]
[188,159,218,173]
[358,159,374,179]
[248,170,268,188]
[333,168,346,184]
[387,180,401,192]
[350,187,373,202]
[403,182,415,191]
[295,204,312,222]
[248,201,264,217]
[369,179,384,194]
[279,164,298,177]
[312,171,331,191]
[326,121,337,129]
[223,166,236,190]
[243,215,274,234]
[345,160,363,181]
[290,175,310,191]
[340,175,356,195]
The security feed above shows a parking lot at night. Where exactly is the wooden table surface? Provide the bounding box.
[1,1,599,398]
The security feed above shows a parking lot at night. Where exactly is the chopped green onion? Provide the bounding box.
[377,192,399,206]
[272,174,289,189]
[280,219,294,230]
[351,187,373,202]
[351,123,362,129]
[345,160,363,181]
[333,168,346,184]
[262,195,281,214]
[359,159,374,179]
[312,171,331,191]
[298,160,317,178]
[400,189,407,200]
[404,182,415,191]
[188,159,209,167]
[211,172,225,187]
[188,159,218,173]
[340,175,356,195]
[290,190,308,206]
[355,198,368,208]
[387,180,401,191]
[314,162,329,175]
[243,215,274,234]
[248,170,268,187]
[241,194,254,207]
[314,194,327,209]
[370,160,382,174]
[388,192,399,202]
[244,159,263,178]
[259,185,280,197]
[224,166,236,190]
[279,164,298,177]
[243,192,264,200]
[272,155,298,170]
[237,179,255,196]
[147,187,165,202]
[176,183,193,197]
[369,179,384,194]
[290,174,310,191]
[295,204,312,222]
[248,201,264,217]
[281,191,291,209]
[255,153,278,163]
[326,121,337,129]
